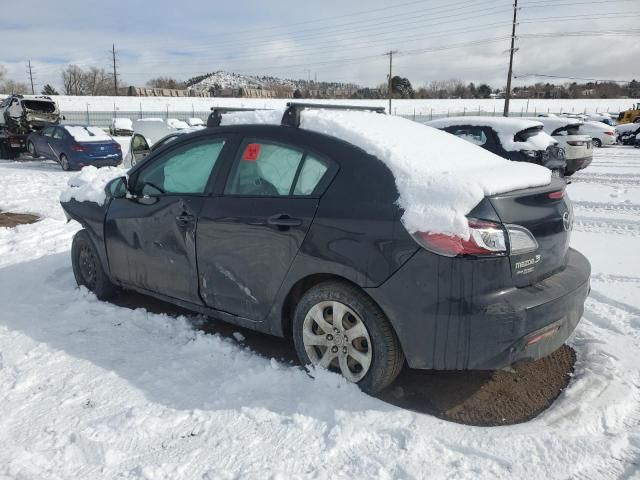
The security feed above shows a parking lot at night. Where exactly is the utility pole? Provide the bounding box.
[112,43,119,96]
[384,50,398,114]
[503,0,518,116]
[27,60,35,94]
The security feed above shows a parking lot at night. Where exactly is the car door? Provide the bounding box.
[48,126,66,159]
[36,126,56,158]
[128,133,151,166]
[197,137,335,321]
[105,135,233,303]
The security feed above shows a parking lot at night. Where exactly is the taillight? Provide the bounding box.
[604,131,614,136]
[413,219,507,257]
[413,219,538,258]
[567,140,586,146]
[548,189,565,199]
[71,143,85,152]
[114,143,121,150]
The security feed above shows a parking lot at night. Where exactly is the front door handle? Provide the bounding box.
[175,213,195,227]
[267,214,302,228]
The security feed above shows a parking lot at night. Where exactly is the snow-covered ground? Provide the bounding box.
[0,147,639,479]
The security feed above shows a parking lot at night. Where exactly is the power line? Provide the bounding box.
[515,73,635,83]
[384,50,398,114]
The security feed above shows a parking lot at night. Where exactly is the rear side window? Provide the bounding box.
[225,141,304,196]
[294,154,329,195]
[134,139,225,195]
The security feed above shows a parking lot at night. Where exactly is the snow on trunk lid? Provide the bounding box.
[299,110,551,239]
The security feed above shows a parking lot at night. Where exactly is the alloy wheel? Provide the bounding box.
[302,300,372,382]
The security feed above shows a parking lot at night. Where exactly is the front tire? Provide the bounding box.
[27,141,37,157]
[292,281,404,394]
[71,230,117,300]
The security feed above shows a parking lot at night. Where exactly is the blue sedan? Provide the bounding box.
[27,125,122,171]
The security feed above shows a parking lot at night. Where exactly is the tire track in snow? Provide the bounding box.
[573,201,640,216]
[571,173,640,187]
[573,216,640,236]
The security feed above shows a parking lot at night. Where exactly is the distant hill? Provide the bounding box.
[186,71,359,96]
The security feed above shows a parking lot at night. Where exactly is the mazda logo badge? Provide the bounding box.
[563,211,572,231]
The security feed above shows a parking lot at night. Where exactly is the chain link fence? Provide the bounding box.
[60,105,617,130]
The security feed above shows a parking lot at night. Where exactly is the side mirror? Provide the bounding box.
[105,176,128,200]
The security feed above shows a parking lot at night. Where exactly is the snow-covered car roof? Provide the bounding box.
[426,116,544,132]
[111,117,133,129]
[579,121,615,132]
[523,117,583,133]
[221,108,550,238]
[64,126,113,142]
[615,123,640,134]
[425,116,556,152]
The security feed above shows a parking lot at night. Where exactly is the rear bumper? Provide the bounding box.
[70,154,122,169]
[367,248,590,370]
[566,155,592,173]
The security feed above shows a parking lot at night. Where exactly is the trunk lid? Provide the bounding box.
[81,141,120,158]
[487,178,572,287]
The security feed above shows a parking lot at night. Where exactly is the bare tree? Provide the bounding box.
[146,76,186,90]
[0,80,30,94]
[62,65,85,95]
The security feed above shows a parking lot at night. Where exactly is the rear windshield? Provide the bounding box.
[22,100,56,113]
[514,125,544,142]
[552,125,581,136]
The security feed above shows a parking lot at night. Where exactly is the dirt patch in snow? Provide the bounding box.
[0,211,40,228]
[114,290,575,427]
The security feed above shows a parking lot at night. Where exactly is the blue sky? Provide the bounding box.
[1,0,638,90]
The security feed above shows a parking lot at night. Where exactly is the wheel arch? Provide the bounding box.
[279,273,400,344]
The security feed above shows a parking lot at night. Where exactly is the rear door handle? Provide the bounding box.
[267,214,302,227]
[175,213,195,226]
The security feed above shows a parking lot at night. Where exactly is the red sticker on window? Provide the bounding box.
[243,143,260,161]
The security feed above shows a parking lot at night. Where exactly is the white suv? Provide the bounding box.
[525,117,592,176]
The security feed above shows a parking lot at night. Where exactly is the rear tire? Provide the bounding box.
[292,281,404,394]
[60,154,70,171]
[71,230,117,301]
[592,138,602,148]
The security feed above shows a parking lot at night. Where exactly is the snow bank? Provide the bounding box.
[59,166,126,205]
[426,116,556,152]
[65,126,113,142]
[300,110,551,237]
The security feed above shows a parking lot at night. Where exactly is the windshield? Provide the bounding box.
[22,100,56,113]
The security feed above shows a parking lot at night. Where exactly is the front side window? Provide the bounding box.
[131,134,149,153]
[225,141,304,196]
[52,128,65,140]
[134,139,225,196]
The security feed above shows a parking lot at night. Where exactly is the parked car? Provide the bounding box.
[123,119,196,168]
[124,131,191,168]
[585,114,616,127]
[187,117,205,128]
[578,121,617,147]
[524,117,593,176]
[109,117,133,136]
[0,94,61,132]
[27,125,122,171]
[616,123,640,145]
[166,118,190,130]
[60,104,590,394]
[426,117,566,175]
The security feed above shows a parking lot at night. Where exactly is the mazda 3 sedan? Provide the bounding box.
[61,105,590,394]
